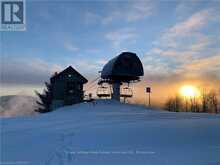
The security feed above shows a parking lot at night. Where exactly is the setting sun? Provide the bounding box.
[179,85,200,98]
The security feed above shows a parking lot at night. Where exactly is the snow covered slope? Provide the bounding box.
[1,100,220,165]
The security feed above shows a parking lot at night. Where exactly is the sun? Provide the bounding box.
[179,85,200,98]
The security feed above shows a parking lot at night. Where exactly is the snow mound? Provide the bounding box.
[1,100,220,165]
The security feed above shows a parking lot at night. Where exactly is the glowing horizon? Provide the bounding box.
[179,85,200,99]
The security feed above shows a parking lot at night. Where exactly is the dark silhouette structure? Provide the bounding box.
[97,52,144,101]
[50,66,88,110]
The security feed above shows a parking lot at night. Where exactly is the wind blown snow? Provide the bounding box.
[0,95,38,117]
[1,100,220,165]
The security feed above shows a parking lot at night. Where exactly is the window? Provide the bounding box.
[69,90,74,94]
[66,82,75,94]
[68,74,72,78]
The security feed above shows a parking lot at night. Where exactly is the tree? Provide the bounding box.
[189,96,200,112]
[201,88,208,113]
[164,88,219,114]
[207,90,218,114]
[164,95,183,112]
[35,82,53,113]
[165,98,174,112]
[174,95,182,112]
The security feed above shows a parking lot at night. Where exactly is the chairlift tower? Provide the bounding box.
[98,52,144,101]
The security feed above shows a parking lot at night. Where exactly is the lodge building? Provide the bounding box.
[50,66,88,110]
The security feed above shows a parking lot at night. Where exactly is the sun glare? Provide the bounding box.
[179,85,200,98]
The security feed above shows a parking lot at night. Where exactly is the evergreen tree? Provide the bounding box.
[35,82,53,113]
[164,98,173,112]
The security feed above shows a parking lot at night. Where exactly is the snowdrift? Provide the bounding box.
[1,100,220,165]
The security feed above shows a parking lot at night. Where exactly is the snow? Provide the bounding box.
[1,100,220,165]
[0,95,38,117]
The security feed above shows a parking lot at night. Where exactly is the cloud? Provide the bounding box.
[84,12,101,24]
[175,1,220,20]
[82,1,154,25]
[143,52,177,79]
[170,9,209,35]
[178,53,220,75]
[175,1,206,19]
[175,1,194,16]
[189,35,210,51]
[0,56,105,96]
[74,60,101,73]
[1,58,63,85]
[160,9,214,49]
[0,84,43,96]
[64,42,79,52]
[105,28,138,48]
[62,57,104,77]
[149,9,219,56]
[148,48,182,57]
[96,59,108,65]
[143,8,220,83]
[143,49,220,85]
[102,1,154,24]
[1,55,106,87]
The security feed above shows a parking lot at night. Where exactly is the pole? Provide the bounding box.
[112,82,120,101]
[146,87,151,107]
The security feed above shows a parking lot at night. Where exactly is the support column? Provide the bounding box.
[112,82,120,101]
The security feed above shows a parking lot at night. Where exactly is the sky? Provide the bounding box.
[1,0,220,104]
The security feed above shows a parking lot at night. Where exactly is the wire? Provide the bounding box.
[85,76,100,91]
[86,76,99,89]
[87,82,98,91]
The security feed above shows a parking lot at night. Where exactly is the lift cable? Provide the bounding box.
[85,76,100,91]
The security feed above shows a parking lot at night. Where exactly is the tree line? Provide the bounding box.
[164,88,220,113]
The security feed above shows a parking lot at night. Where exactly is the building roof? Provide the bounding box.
[50,66,88,84]
[101,52,144,81]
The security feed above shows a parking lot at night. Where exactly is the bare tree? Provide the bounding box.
[201,88,208,113]
[164,88,219,114]
[164,98,174,112]
[207,90,218,114]
[174,95,182,112]
[164,95,183,112]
